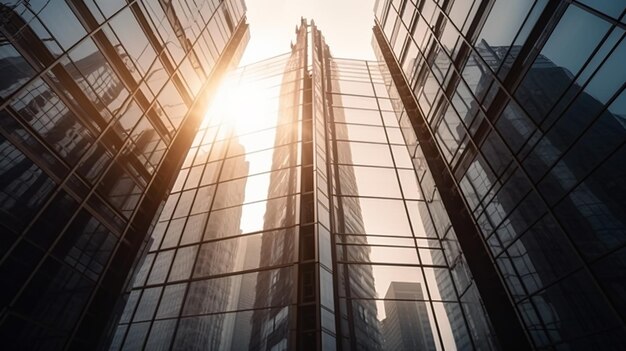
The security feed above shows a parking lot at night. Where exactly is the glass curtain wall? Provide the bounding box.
[112,18,498,351]
[326,57,496,351]
[373,0,626,349]
[111,45,306,350]
[0,0,248,349]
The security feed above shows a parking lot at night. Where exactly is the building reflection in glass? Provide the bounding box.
[382,282,435,351]
[112,17,502,351]
[111,43,304,349]
[374,0,626,348]
[327,56,485,351]
[0,1,248,349]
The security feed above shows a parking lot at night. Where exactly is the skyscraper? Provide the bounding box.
[382,282,435,351]
[373,0,626,349]
[0,0,248,349]
[4,0,625,350]
[111,18,500,351]
[112,46,305,350]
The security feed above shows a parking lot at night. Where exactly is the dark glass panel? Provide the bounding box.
[52,209,119,281]
[13,256,95,334]
[24,191,78,248]
[0,135,55,231]
[10,78,96,165]
[577,0,626,18]
[555,143,626,259]
[476,0,536,70]
[0,43,35,98]
[168,245,198,282]
[133,287,162,322]
[515,6,610,124]
[528,270,622,348]
[184,267,294,316]
[173,307,291,351]
[155,283,187,319]
[592,246,626,320]
[97,159,144,217]
[144,319,177,350]
[67,36,129,115]
[146,249,174,285]
[122,321,150,350]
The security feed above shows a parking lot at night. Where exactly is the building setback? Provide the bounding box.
[0,1,248,349]
[373,0,626,349]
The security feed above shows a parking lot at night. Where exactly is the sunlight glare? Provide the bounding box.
[204,74,279,138]
[203,73,282,234]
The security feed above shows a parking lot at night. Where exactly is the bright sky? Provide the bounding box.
[240,0,377,65]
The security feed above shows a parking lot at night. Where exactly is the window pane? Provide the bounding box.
[0,44,35,98]
[337,165,401,198]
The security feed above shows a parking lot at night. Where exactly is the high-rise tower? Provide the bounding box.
[111,18,499,351]
[373,0,626,349]
[382,282,435,351]
[0,1,248,348]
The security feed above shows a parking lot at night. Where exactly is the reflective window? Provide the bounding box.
[338,165,401,198]
[185,267,294,316]
[476,0,537,70]
[155,283,187,319]
[333,107,383,125]
[144,319,176,350]
[173,308,289,350]
[336,197,413,236]
[68,36,129,114]
[10,78,96,165]
[332,94,380,110]
[0,43,35,98]
[334,123,388,143]
[0,136,55,231]
[335,141,394,167]
[157,81,188,129]
[109,8,156,75]
[332,79,375,95]
[169,245,198,281]
[91,0,126,18]
[516,6,611,123]
[577,0,626,19]
[147,249,174,285]
[37,2,87,52]
[133,287,162,321]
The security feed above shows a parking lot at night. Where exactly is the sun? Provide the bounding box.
[201,70,284,234]
[203,73,279,138]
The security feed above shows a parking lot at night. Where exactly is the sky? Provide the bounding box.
[240,0,377,65]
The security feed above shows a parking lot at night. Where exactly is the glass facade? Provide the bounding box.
[374,0,626,349]
[112,18,499,351]
[326,57,496,350]
[0,0,248,349]
[111,48,304,350]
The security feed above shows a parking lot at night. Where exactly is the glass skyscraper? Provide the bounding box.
[373,0,626,349]
[2,0,626,350]
[0,0,248,349]
[110,18,499,350]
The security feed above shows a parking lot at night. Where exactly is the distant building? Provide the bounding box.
[382,282,435,351]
